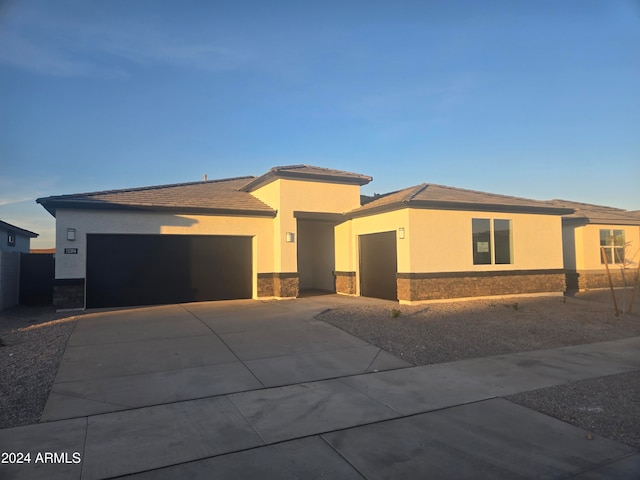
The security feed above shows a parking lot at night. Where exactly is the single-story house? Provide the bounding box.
[549,200,640,290]
[37,165,607,310]
[0,220,38,310]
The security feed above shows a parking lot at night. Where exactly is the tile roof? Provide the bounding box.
[349,183,572,216]
[549,200,640,225]
[37,177,277,217]
[240,164,372,191]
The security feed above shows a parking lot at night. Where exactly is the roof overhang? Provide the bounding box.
[562,216,640,227]
[347,200,574,219]
[0,220,38,238]
[293,211,346,222]
[241,169,372,192]
[36,198,277,218]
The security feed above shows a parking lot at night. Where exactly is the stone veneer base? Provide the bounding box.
[566,269,639,291]
[53,279,86,310]
[334,271,356,295]
[396,269,566,302]
[257,273,299,298]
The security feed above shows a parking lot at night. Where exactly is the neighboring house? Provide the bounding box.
[37,165,575,310]
[549,200,640,290]
[0,220,38,310]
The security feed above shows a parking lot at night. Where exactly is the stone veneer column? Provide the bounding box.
[257,273,299,298]
[53,278,85,309]
[334,271,357,295]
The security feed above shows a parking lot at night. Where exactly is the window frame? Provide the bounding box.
[472,218,513,266]
[7,231,16,247]
[599,229,625,265]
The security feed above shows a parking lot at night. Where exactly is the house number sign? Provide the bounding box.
[64,248,78,254]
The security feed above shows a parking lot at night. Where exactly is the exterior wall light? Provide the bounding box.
[286,232,295,243]
[67,228,76,241]
[398,227,405,239]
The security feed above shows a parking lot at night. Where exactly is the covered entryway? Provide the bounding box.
[359,231,398,301]
[86,234,252,308]
[296,214,340,293]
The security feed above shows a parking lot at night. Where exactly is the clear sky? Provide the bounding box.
[1,0,639,248]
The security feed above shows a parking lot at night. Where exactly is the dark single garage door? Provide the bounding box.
[86,234,252,308]
[359,231,398,301]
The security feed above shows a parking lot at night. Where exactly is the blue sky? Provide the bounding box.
[1,0,639,248]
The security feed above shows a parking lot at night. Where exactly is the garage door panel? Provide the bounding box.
[87,234,251,308]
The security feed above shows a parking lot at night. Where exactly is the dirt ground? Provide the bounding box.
[0,306,82,428]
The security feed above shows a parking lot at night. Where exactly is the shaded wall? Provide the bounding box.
[0,251,20,310]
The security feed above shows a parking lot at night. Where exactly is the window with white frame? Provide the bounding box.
[600,229,625,264]
[472,218,513,265]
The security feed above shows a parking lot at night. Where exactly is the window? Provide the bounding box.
[472,218,512,265]
[600,229,625,264]
[7,231,15,247]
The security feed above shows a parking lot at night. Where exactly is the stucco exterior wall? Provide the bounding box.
[406,209,564,273]
[564,223,640,290]
[335,209,409,295]
[569,224,640,271]
[55,209,275,298]
[0,226,32,253]
[250,178,361,274]
[335,207,565,300]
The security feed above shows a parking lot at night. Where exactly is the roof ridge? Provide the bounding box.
[271,164,306,171]
[39,176,256,200]
[272,164,368,176]
[401,183,428,202]
[550,199,626,211]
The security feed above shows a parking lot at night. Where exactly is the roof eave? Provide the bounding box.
[36,200,277,218]
[562,216,640,226]
[241,170,372,192]
[0,220,38,237]
[348,200,573,218]
[36,198,57,218]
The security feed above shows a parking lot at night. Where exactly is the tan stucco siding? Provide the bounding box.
[570,224,640,271]
[337,208,564,277]
[406,209,563,272]
[248,180,282,273]
[55,210,274,298]
[335,210,409,296]
[250,178,361,273]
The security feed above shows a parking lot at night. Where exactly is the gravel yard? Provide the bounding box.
[318,290,640,449]
[0,307,81,429]
[318,294,640,366]
[507,371,640,449]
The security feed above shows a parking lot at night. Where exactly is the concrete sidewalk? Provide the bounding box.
[1,297,639,479]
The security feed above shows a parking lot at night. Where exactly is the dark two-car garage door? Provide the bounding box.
[86,234,252,308]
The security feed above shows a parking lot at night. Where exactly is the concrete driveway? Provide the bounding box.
[1,295,639,479]
[40,295,407,421]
